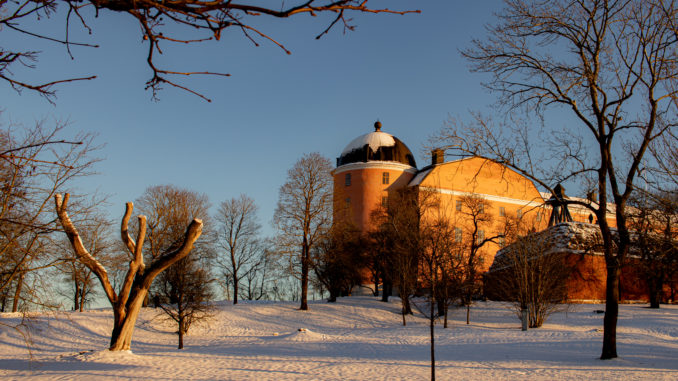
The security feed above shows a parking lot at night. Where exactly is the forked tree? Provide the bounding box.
[54,193,203,351]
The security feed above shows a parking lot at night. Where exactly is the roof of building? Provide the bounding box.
[337,122,417,168]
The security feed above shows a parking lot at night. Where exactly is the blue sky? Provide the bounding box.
[1,1,505,236]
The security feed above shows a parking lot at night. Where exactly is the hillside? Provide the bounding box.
[1,297,677,380]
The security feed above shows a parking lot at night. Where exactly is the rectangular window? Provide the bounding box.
[381,196,388,207]
[345,173,351,186]
[499,206,505,217]
[382,172,390,185]
[345,197,351,208]
[477,230,485,244]
[455,227,462,242]
[456,200,462,211]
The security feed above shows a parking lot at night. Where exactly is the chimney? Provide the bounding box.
[431,149,444,166]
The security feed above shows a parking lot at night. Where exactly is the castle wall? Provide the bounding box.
[333,162,415,232]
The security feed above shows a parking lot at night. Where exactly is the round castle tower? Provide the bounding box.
[333,122,418,232]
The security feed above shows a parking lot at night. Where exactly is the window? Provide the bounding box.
[536,212,542,222]
[499,206,505,217]
[455,227,462,242]
[382,172,390,185]
[345,173,351,186]
[517,208,523,219]
[345,197,351,208]
[479,203,485,214]
[477,230,485,244]
[381,196,388,207]
[498,236,506,248]
[455,200,462,211]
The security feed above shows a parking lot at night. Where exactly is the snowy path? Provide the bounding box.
[1,297,676,380]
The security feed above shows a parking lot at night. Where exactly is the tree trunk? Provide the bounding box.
[80,289,86,312]
[73,282,81,311]
[12,271,24,313]
[430,294,436,381]
[178,316,185,349]
[381,281,391,302]
[233,274,239,305]
[601,264,620,359]
[648,275,662,309]
[109,290,147,351]
[466,304,470,325]
[300,243,309,310]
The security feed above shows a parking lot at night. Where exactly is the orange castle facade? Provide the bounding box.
[331,123,672,303]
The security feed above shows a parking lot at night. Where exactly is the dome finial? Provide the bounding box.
[374,120,382,132]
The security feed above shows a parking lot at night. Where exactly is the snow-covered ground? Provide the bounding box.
[1,297,676,380]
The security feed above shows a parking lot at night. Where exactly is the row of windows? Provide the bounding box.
[345,196,389,208]
[453,227,507,247]
[344,172,390,186]
[454,201,541,221]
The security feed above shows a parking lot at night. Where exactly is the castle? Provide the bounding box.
[332,122,675,303]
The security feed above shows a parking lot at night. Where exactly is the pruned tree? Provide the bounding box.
[56,213,114,312]
[274,152,333,310]
[134,185,213,306]
[54,193,203,351]
[1,1,418,101]
[442,0,678,359]
[216,194,262,304]
[156,255,214,349]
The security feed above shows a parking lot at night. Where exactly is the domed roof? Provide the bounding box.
[337,122,417,167]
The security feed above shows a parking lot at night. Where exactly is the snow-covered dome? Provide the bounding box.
[337,122,417,167]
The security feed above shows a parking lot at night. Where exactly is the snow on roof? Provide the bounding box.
[341,131,395,156]
[408,168,432,186]
[492,222,610,270]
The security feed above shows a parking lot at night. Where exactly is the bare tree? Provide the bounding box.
[274,152,333,310]
[443,0,678,359]
[216,194,261,304]
[0,1,418,101]
[239,243,274,301]
[486,229,571,328]
[134,185,213,306]
[0,120,98,312]
[54,193,203,351]
[418,196,458,381]
[628,190,678,308]
[156,255,214,349]
[369,187,422,326]
[456,194,506,324]
[135,185,212,261]
[312,219,364,303]
[56,212,114,311]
